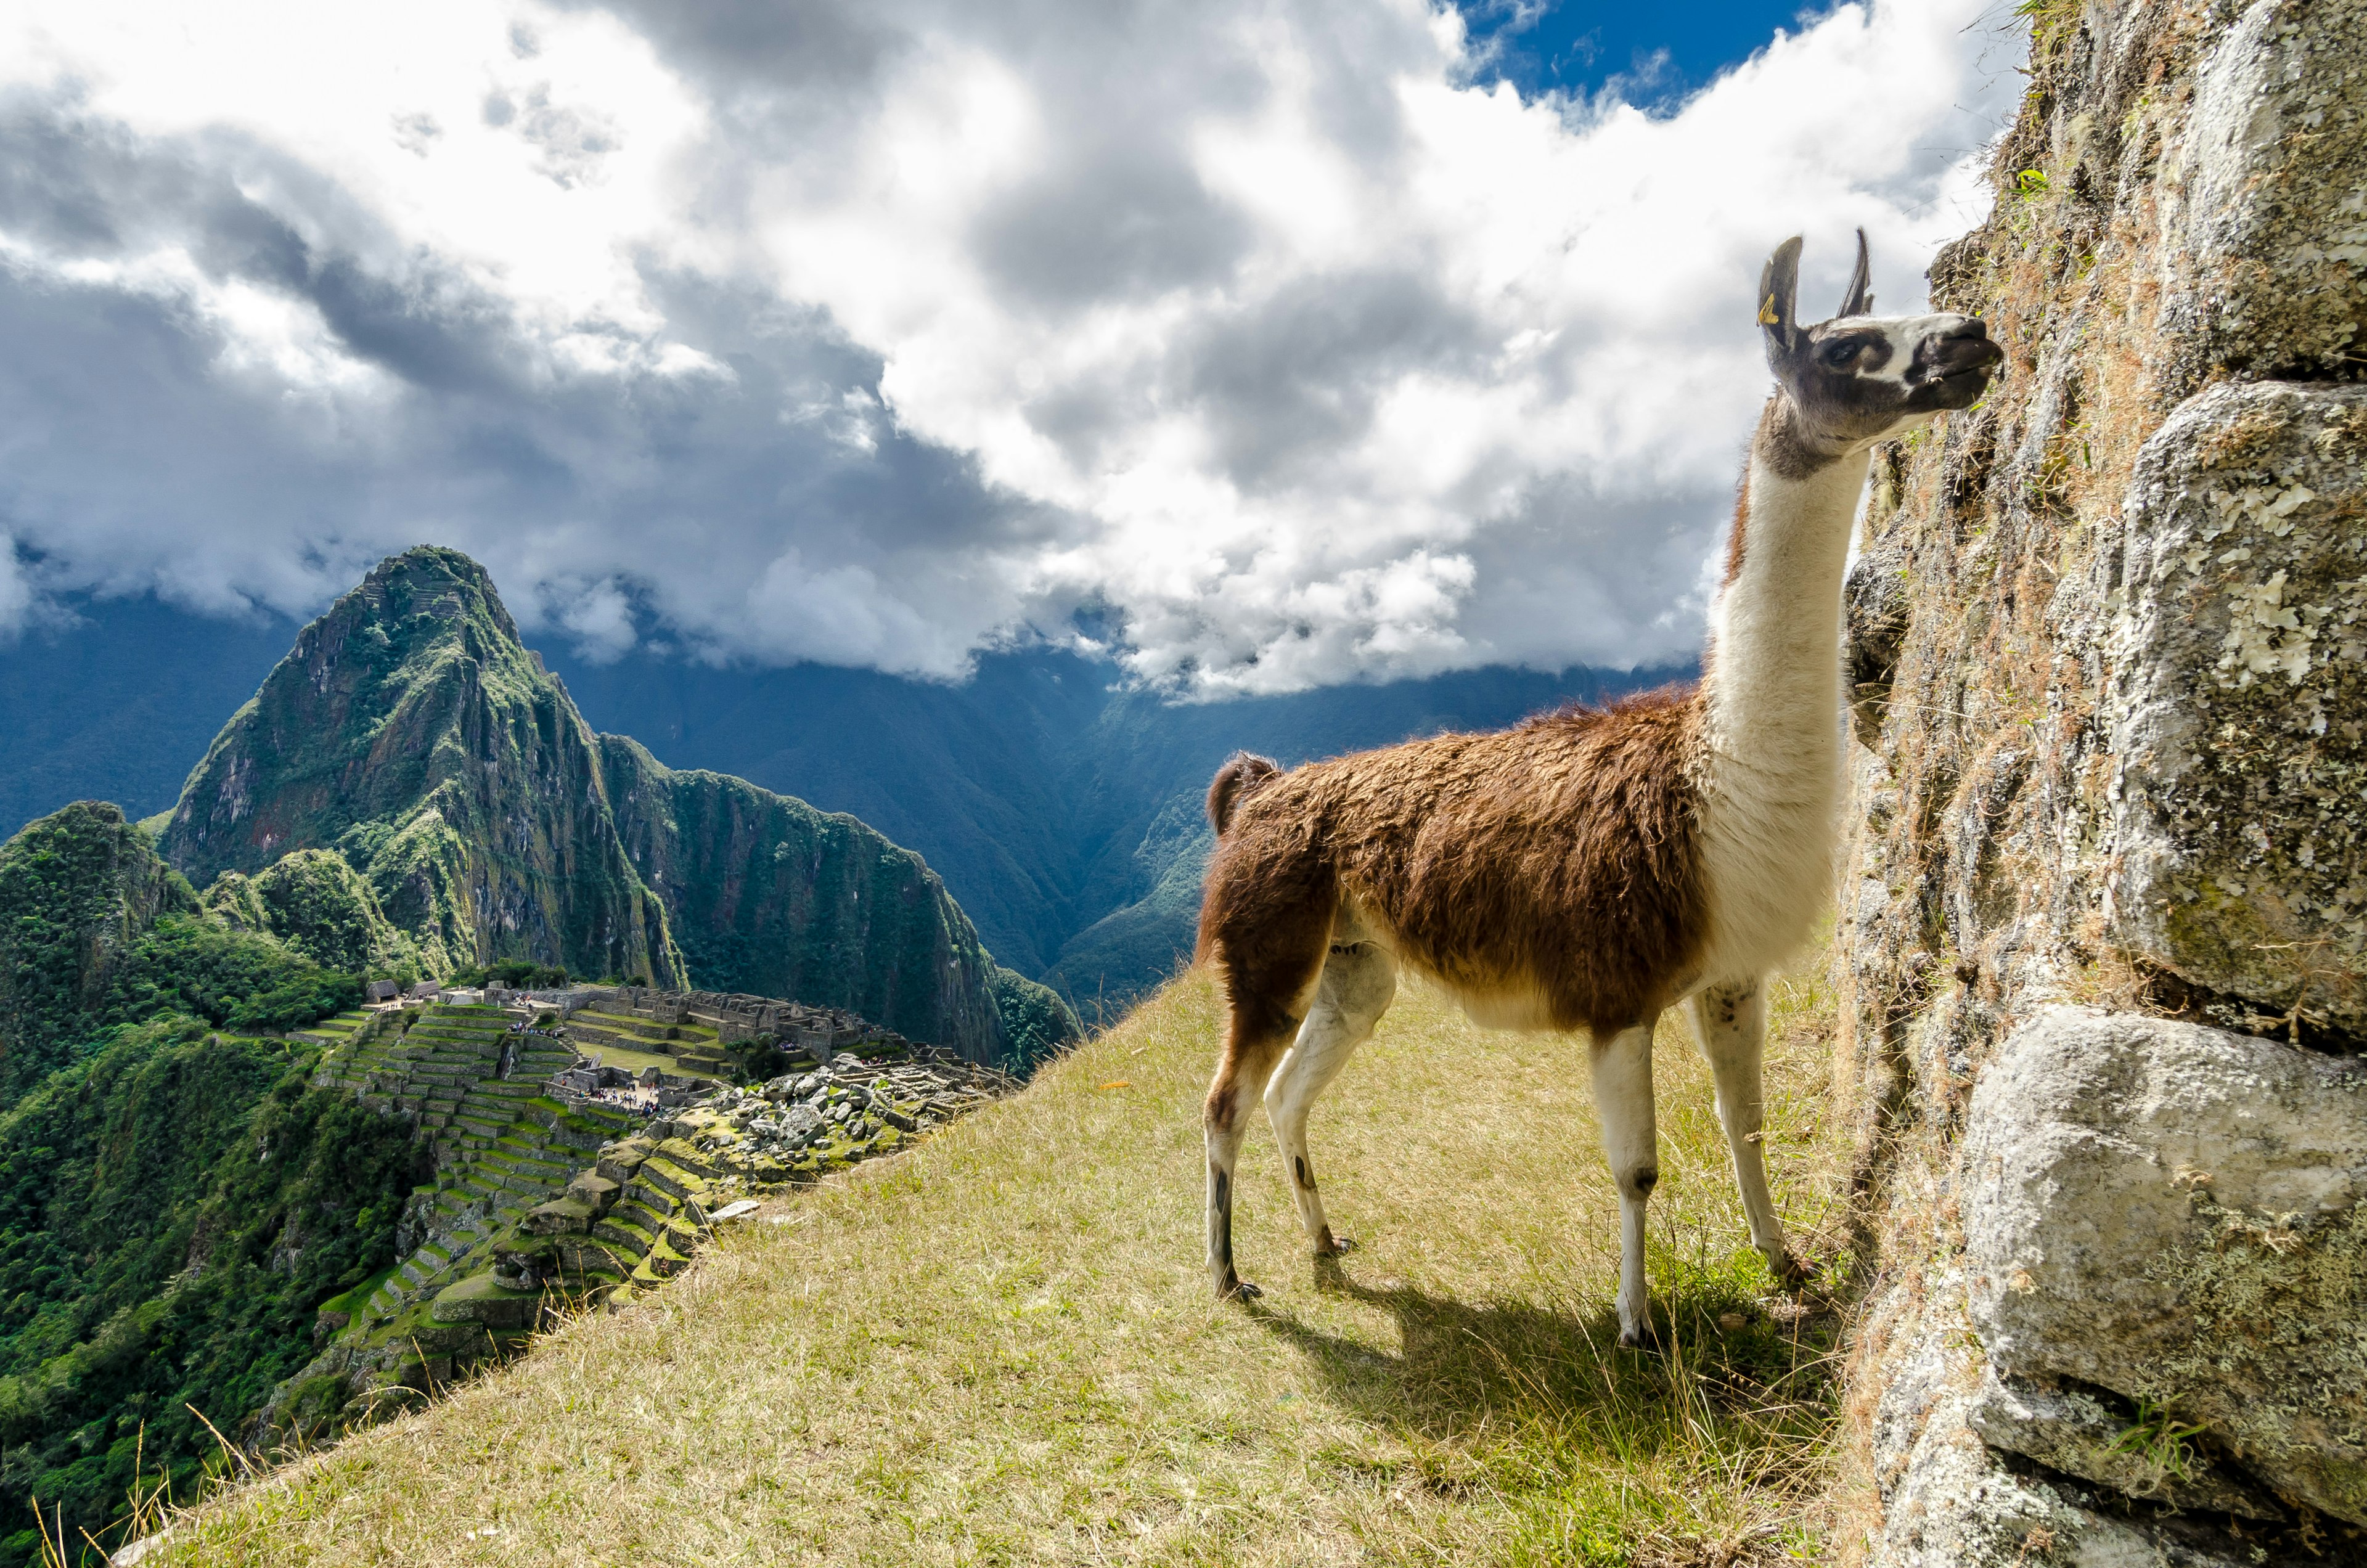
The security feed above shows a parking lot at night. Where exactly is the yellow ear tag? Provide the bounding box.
[1757,295,1780,326]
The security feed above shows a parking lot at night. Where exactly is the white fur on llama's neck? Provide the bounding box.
[1695,442,1870,983]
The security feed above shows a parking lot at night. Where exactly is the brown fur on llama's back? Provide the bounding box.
[1196,685,1710,1045]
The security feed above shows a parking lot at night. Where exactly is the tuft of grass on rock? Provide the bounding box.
[152,962,1849,1566]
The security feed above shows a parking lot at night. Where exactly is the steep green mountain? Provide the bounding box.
[0,804,366,1104]
[596,737,1013,1063]
[159,549,682,990]
[154,549,1018,1062]
[0,803,195,1102]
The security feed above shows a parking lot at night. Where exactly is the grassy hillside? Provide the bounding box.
[151,964,1849,1565]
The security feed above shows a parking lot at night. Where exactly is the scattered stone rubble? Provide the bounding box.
[505,1051,1012,1291]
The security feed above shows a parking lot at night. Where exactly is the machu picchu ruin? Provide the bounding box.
[261,984,1018,1445]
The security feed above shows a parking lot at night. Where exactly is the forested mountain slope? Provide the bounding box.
[0,804,411,1566]
[558,652,1676,1011]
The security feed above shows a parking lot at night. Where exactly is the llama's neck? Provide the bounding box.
[1692,404,1869,976]
[1703,444,1866,771]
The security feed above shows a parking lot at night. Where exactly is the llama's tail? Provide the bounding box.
[1206,752,1282,836]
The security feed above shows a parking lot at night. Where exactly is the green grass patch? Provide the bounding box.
[316,1262,401,1320]
[571,1039,723,1081]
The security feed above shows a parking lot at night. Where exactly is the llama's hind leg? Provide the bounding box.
[1265,939,1396,1257]
[1207,1026,1291,1299]
[1590,1017,1661,1349]
[1688,979,1803,1284]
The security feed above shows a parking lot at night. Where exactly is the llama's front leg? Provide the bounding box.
[1688,979,1804,1285]
[1590,1018,1660,1349]
[1265,940,1396,1256]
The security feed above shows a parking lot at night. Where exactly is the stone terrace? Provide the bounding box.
[309,1005,645,1318]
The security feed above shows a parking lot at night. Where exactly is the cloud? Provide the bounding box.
[0,0,2025,688]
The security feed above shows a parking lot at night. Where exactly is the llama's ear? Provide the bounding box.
[1837,227,1874,318]
[1759,235,1804,366]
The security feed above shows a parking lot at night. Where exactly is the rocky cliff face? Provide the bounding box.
[161,548,682,987]
[597,737,1010,1064]
[1835,1,2367,1561]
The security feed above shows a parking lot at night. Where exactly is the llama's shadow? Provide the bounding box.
[1242,1256,1834,1443]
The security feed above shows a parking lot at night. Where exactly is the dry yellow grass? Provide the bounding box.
[151,963,1847,1566]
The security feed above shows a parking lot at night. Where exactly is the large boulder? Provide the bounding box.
[1961,1007,2367,1524]
[2159,0,2367,383]
[2103,382,2367,1034]
[1868,1283,2254,1568]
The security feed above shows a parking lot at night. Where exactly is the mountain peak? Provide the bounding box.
[150,550,1021,1060]
[159,545,679,985]
[289,545,526,674]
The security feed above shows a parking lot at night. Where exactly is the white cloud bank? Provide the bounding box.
[0,0,2026,691]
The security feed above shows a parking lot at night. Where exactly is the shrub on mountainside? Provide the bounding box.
[989,965,1082,1074]
[202,850,412,976]
[3,806,363,1109]
[723,1033,788,1082]
[105,917,363,1035]
[0,1016,425,1567]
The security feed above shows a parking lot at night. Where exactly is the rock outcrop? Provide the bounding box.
[1835,1,2367,1561]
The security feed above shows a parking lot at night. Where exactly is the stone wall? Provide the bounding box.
[1834,1,2367,1561]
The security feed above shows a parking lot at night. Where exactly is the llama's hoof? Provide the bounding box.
[1315,1234,1357,1257]
[1616,1321,1662,1352]
[1220,1276,1263,1301]
[1769,1249,1812,1289]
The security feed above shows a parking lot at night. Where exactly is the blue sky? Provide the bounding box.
[1462,1,1823,103]
[0,1,2024,694]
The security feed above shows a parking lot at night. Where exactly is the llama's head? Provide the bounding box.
[1756,231,2002,463]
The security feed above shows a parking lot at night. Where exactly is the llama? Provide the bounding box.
[1194,233,2003,1347]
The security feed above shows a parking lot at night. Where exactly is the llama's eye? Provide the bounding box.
[1822,340,1859,367]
